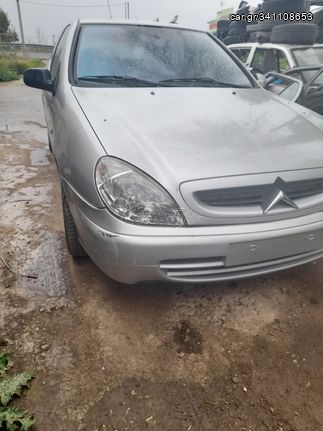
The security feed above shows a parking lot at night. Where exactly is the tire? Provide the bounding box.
[61,184,87,258]
[256,31,272,43]
[238,32,248,42]
[246,24,259,33]
[271,23,319,44]
[261,0,305,13]
[223,35,239,45]
[228,20,247,31]
[217,21,230,39]
[257,19,293,32]
[228,27,246,36]
[249,32,258,42]
[257,20,277,31]
[217,20,230,31]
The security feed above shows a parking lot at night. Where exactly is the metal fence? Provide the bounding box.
[0,42,53,52]
[0,33,16,43]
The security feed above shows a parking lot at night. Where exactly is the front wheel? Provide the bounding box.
[61,184,87,258]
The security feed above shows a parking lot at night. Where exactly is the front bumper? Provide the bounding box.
[72,200,323,284]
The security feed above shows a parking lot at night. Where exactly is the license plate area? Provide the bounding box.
[226,230,323,267]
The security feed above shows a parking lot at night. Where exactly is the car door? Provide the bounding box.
[264,72,304,103]
[43,26,70,150]
[302,68,323,115]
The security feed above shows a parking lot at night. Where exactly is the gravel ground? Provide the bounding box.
[0,81,323,431]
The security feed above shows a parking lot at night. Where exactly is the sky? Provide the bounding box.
[0,0,259,44]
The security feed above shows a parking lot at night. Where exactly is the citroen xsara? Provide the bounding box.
[24,20,323,284]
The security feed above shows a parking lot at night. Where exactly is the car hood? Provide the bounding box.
[73,86,323,188]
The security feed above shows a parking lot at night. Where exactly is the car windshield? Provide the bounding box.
[292,47,323,81]
[75,24,253,88]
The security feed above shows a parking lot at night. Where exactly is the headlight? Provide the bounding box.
[95,157,186,226]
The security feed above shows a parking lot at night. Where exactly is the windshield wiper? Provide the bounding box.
[78,75,164,87]
[77,75,249,88]
[158,77,249,88]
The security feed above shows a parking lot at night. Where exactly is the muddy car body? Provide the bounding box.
[24,20,323,284]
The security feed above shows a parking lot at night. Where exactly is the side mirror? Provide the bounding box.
[23,68,53,93]
[264,72,303,103]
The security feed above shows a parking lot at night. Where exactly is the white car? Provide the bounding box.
[229,42,323,77]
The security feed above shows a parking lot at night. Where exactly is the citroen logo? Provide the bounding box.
[262,177,298,214]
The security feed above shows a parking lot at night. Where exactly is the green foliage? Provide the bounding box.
[0,8,10,34]
[0,353,11,377]
[0,69,19,82]
[13,58,44,75]
[0,353,35,430]
[0,55,44,82]
[0,372,35,406]
[0,407,35,431]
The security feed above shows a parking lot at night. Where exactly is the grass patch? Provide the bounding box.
[0,54,44,82]
[0,352,35,430]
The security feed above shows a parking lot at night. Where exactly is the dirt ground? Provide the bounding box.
[1,80,323,431]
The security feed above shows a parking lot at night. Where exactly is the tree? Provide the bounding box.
[0,8,10,34]
[0,8,18,42]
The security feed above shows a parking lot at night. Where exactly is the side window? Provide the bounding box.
[252,49,279,74]
[50,26,70,81]
[251,48,266,73]
[231,48,251,64]
[285,69,305,82]
[309,70,323,85]
[276,50,290,73]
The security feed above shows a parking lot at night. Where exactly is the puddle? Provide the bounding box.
[30,148,50,166]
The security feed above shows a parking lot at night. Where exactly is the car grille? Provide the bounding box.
[160,250,323,282]
[195,178,323,208]
[160,257,225,278]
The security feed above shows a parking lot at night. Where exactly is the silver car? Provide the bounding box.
[24,20,323,285]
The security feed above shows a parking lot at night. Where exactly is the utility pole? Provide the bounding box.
[16,0,25,49]
[107,0,112,18]
[124,2,130,19]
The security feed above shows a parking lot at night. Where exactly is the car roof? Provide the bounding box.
[77,19,205,33]
[228,42,323,50]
